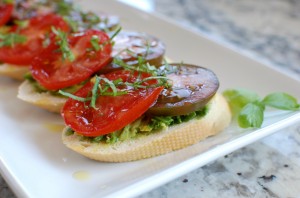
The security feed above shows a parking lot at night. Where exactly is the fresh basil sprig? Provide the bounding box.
[223,89,300,128]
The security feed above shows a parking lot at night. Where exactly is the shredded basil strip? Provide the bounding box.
[90,35,101,51]
[90,76,101,109]
[58,90,90,102]
[109,26,122,41]
[51,27,75,62]
[0,33,27,47]
[100,77,119,96]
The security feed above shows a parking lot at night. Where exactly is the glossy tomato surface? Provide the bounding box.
[62,70,163,137]
[98,31,166,74]
[148,64,219,116]
[0,2,13,26]
[31,29,112,90]
[0,13,70,65]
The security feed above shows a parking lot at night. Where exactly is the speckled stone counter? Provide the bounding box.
[140,0,300,197]
[1,0,300,197]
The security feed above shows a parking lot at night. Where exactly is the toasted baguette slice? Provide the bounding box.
[17,80,67,113]
[0,63,29,80]
[62,93,231,162]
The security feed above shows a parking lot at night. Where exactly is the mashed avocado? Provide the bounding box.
[66,106,209,144]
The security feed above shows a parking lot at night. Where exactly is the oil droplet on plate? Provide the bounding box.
[73,171,90,181]
[44,123,65,133]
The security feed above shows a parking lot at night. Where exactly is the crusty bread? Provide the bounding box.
[17,80,67,113]
[0,63,29,80]
[62,93,231,162]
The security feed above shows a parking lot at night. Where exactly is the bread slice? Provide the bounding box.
[17,80,67,113]
[0,63,29,80]
[62,93,231,162]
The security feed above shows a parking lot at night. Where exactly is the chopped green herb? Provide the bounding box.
[51,27,75,62]
[4,0,13,4]
[81,12,100,26]
[65,128,75,136]
[58,90,90,102]
[63,16,79,32]
[90,35,101,51]
[109,26,122,41]
[90,76,101,109]
[0,33,27,47]
[56,0,74,16]
[14,20,29,29]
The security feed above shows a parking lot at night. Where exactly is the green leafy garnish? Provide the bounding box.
[58,90,90,102]
[4,0,13,4]
[51,27,75,62]
[262,92,300,110]
[223,89,260,116]
[63,16,79,32]
[90,35,101,51]
[59,67,168,110]
[14,20,29,29]
[238,102,265,128]
[56,0,74,16]
[90,76,101,109]
[0,33,27,47]
[88,27,121,52]
[223,89,300,128]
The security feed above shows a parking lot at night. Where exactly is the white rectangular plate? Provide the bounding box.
[1,1,300,197]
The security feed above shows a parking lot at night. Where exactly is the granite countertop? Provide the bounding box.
[1,0,300,197]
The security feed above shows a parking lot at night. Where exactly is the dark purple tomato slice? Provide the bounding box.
[147,63,219,116]
[98,31,165,74]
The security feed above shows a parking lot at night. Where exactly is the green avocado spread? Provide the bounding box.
[66,105,209,144]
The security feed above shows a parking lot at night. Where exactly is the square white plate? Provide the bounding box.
[1,0,300,197]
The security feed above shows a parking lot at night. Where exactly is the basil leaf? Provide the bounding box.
[262,92,300,110]
[238,102,265,128]
[223,89,260,116]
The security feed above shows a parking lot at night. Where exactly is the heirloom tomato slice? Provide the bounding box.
[31,29,112,90]
[0,1,13,26]
[0,13,70,65]
[62,70,163,137]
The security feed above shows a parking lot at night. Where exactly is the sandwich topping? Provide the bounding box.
[61,68,165,137]
[62,63,218,143]
[30,29,112,90]
[0,0,13,26]
[0,13,70,65]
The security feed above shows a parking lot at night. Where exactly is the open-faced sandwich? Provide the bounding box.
[17,28,166,112]
[0,0,120,80]
[1,0,232,162]
[61,63,232,162]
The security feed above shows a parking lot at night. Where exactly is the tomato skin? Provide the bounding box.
[0,13,70,65]
[31,29,112,90]
[62,70,163,137]
[0,3,13,26]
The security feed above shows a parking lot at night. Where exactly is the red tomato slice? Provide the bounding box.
[0,2,13,26]
[62,70,163,137]
[31,29,112,90]
[0,13,70,65]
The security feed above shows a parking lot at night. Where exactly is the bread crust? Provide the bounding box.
[17,80,67,113]
[62,93,231,162]
[0,63,29,80]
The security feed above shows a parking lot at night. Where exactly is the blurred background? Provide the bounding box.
[119,0,300,79]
